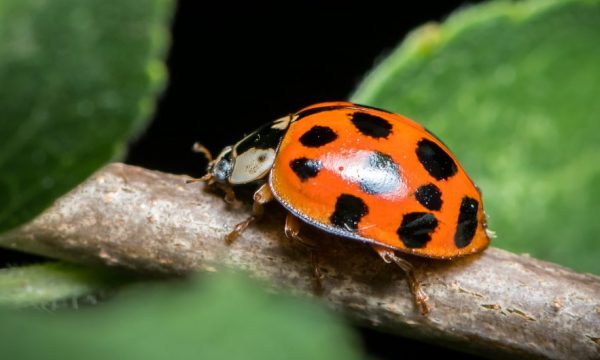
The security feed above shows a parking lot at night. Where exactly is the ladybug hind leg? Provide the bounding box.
[225,183,273,244]
[285,213,323,294]
[373,246,430,315]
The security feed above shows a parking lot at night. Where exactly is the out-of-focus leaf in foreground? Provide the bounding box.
[0,273,363,360]
[352,0,600,274]
[0,0,173,233]
[0,262,136,307]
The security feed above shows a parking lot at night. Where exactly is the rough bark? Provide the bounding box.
[1,163,599,359]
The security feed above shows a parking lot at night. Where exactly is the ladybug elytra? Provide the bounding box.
[192,101,491,314]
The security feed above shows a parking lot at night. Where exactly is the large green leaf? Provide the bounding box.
[0,0,173,233]
[0,272,362,360]
[352,0,600,274]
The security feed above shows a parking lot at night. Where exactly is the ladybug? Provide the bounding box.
[192,101,491,314]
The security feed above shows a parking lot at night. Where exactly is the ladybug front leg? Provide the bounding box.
[373,246,430,315]
[225,183,273,244]
[284,213,323,294]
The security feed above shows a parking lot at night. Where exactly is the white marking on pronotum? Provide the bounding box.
[229,147,276,184]
[271,114,295,130]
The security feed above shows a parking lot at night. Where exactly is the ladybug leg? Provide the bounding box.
[284,213,315,246]
[187,177,238,205]
[284,213,323,294]
[373,246,430,315]
[216,183,238,205]
[225,183,273,244]
[186,172,238,205]
[186,173,212,184]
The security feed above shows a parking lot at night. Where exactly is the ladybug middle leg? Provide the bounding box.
[284,213,324,294]
[225,183,273,244]
[373,246,430,315]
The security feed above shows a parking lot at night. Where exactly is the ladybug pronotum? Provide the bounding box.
[191,101,491,314]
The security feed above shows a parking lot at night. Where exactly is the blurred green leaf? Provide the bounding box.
[0,0,173,233]
[0,262,135,307]
[0,272,362,360]
[352,0,600,274]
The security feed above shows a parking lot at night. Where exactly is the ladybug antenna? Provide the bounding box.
[192,142,213,163]
[187,142,215,184]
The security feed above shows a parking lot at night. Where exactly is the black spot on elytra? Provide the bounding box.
[299,126,338,148]
[415,183,442,211]
[289,158,321,181]
[350,112,392,138]
[416,138,458,181]
[359,152,402,195]
[455,196,479,248]
[397,212,438,248]
[330,194,368,232]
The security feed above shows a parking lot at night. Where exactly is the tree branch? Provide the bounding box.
[1,163,599,359]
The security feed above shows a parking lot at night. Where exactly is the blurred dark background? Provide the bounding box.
[126,1,484,178]
[2,1,486,358]
[126,2,485,358]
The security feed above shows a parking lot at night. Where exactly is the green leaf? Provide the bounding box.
[0,262,135,307]
[0,272,362,360]
[0,0,173,233]
[352,0,600,274]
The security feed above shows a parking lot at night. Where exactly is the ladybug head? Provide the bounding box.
[204,115,292,186]
[207,142,277,185]
[206,146,234,184]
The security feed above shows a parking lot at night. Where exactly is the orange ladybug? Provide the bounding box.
[193,101,491,314]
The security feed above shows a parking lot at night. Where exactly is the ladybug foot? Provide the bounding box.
[373,246,430,315]
[225,216,256,244]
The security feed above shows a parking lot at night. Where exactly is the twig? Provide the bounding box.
[1,163,599,359]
